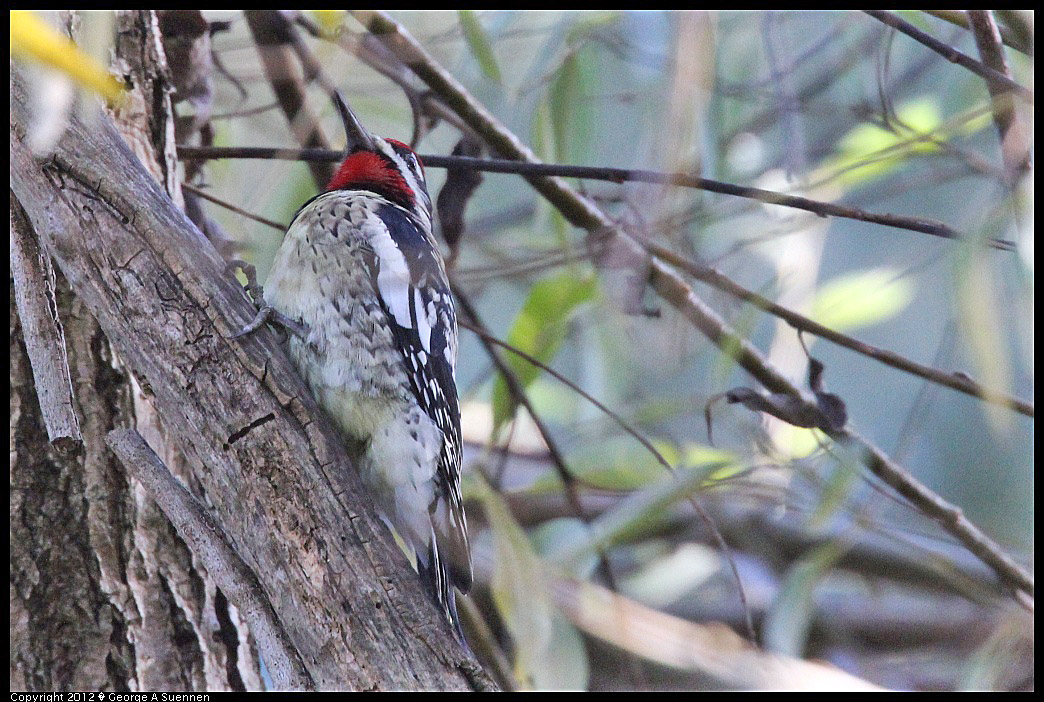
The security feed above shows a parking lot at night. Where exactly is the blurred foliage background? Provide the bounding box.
[180,10,1036,691]
[17,9,1033,691]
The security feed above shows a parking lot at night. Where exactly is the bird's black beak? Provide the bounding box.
[334,90,376,153]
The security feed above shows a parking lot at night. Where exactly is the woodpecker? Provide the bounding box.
[258,95,471,636]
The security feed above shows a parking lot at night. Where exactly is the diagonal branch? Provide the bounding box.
[351,10,1033,600]
[244,10,334,188]
[10,197,82,450]
[863,10,1033,102]
[451,283,622,593]
[966,10,1032,186]
[458,318,758,642]
[106,429,315,691]
[922,10,1032,56]
[645,242,1033,417]
[175,145,1033,416]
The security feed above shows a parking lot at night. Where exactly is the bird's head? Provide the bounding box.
[326,93,432,226]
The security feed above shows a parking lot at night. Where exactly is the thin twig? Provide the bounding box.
[847,428,1033,597]
[646,242,1033,417]
[176,146,1017,252]
[451,278,662,691]
[175,144,1033,417]
[459,319,758,642]
[863,10,1033,102]
[181,181,287,231]
[451,284,610,566]
[459,320,671,468]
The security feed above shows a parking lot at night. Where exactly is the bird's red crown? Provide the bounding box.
[326,138,423,213]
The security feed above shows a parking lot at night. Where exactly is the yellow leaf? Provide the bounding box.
[311,10,346,38]
[10,10,124,102]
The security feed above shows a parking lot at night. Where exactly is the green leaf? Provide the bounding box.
[810,268,915,331]
[762,542,846,657]
[530,614,590,691]
[955,243,1014,435]
[550,461,726,568]
[818,98,943,189]
[549,51,581,163]
[310,10,346,38]
[548,44,598,164]
[682,443,743,477]
[531,95,555,162]
[458,11,502,83]
[529,97,566,244]
[491,272,598,433]
[472,473,553,687]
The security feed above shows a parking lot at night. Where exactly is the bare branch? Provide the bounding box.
[922,10,1032,56]
[244,10,334,188]
[967,10,1032,185]
[176,146,1017,252]
[646,242,1033,417]
[457,318,757,641]
[292,11,481,144]
[863,10,1033,102]
[452,284,619,569]
[10,198,82,451]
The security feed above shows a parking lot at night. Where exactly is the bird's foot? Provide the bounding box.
[225,259,310,341]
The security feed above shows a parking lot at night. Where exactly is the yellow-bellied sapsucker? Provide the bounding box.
[259,96,471,636]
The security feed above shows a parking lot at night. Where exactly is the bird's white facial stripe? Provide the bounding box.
[375,137,431,225]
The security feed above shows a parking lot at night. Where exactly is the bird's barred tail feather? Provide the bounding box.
[416,536,467,643]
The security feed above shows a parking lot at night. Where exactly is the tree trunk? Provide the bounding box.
[11,11,259,691]
[10,10,490,692]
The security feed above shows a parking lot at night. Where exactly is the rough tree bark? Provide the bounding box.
[11,11,258,691]
[10,11,491,692]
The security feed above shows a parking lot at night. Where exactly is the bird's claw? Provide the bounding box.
[225,259,264,303]
[226,259,310,341]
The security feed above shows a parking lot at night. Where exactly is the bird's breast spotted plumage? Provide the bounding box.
[264,189,455,427]
[262,186,471,605]
[266,193,407,405]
